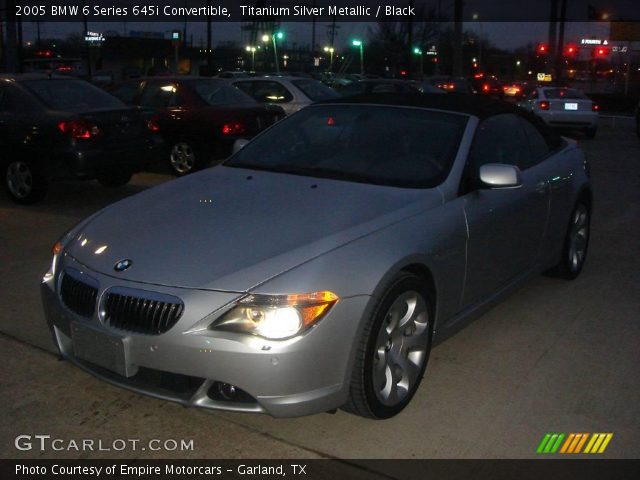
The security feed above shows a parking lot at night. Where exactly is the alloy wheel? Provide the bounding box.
[6,161,33,199]
[371,291,430,407]
[170,142,196,175]
[568,204,589,273]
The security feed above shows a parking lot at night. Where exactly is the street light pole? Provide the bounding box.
[352,40,364,75]
[269,31,284,74]
[324,46,335,71]
[413,47,423,78]
[246,46,256,71]
[272,35,279,74]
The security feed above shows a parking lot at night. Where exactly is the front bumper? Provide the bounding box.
[41,256,368,417]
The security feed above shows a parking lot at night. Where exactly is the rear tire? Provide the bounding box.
[341,273,433,419]
[547,201,590,280]
[4,160,48,204]
[96,169,132,188]
[169,140,200,176]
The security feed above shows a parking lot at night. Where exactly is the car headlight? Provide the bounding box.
[209,291,339,340]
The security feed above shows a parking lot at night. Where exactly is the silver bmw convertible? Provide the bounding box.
[41,94,592,419]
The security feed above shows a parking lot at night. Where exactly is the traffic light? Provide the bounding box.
[565,45,578,56]
[537,43,548,55]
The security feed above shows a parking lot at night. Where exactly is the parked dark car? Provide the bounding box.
[109,77,285,175]
[469,74,501,96]
[0,74,161,204]
[426,76,475,94]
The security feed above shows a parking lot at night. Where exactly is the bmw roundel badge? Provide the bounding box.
[114,259,133,272]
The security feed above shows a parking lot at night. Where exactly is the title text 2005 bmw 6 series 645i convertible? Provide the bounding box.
[41,94,592,419]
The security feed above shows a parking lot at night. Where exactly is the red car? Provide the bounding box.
[110,77,285,175]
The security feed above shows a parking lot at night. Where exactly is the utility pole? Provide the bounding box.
[207,0,213,68]
[407,0,414,76]
[82,1,91,78]
[311,0,316,67]
[452,0,463,76]
[547,0,558,58]
[555,0,568,84]
[4,0,19,72]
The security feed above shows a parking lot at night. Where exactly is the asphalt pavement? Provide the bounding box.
[1,121,639,461]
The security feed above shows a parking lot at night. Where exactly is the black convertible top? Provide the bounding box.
[317,92,564,148]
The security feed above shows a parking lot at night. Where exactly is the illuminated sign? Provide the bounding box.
[580,38,608,45]
[537,73,553,82]
[85,31,105,44]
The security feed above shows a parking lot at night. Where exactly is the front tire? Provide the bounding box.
[342,273,433,419]
[4,160,48,204]
[548,201,590,280]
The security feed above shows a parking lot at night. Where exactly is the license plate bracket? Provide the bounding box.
[71,322,137,377]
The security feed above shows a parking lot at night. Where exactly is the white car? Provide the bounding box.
[518,87,599,138]
[230,76,339,115]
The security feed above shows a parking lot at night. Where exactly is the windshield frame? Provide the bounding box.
[224,103,469,189]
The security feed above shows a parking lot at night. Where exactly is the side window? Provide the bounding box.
[110,82,140,105]
[249,81,293,103]
[518,117,551,169]
[339,82,367,96]
[139,82,183,108]
[461,114,530,193]
[0,84,38,113]
[233,81,254,96]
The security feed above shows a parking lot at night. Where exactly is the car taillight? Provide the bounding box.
[147,115,160,132]
[482,83,490,92]
[592,103,599,112]
[58,120,100,139]
[538,100,550,110]
[222,122,246,135]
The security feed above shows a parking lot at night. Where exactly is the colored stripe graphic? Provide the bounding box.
[540,433,613,454]
[536,433,565,454]
[584,433,613,454]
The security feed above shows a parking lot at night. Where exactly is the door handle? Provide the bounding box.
[535,181,549,194]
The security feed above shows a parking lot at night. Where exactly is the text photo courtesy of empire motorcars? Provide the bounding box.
[1,0,640,478]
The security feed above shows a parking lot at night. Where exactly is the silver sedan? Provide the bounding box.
[518,87,599,138]
[230,76,339,115]
[41,95,592,419]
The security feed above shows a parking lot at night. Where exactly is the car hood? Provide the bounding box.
[66,166,442,292]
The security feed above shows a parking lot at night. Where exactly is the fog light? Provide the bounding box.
[218,382,237,400]
[207,382,256,404]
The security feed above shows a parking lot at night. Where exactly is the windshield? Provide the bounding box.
[544,88,588,99]
[291,79,339,101]
[188,79,255,105]
[22,79,123,110]
[226,105,467,188]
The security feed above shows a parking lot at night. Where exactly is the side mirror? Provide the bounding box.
[232,138,250,155]
[479,163,522,189]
